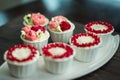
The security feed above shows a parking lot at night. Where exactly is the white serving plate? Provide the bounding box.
[0,35,119,80]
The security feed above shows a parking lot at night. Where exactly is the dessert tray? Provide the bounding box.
[0,34,119,80]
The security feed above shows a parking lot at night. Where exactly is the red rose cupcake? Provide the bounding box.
[20,25,50,53]
[23,13,49,27]
[41,42,75,74]
[70,33,101,62]
[48,16,75,43]
[85,21,114,45]
[4,44,39,78]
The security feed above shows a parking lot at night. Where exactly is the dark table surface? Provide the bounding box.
[0,0,120,80]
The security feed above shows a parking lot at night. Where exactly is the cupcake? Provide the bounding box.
[41,42,75,74]
[23,13,49,27]
[20,25,50,53]
[85,21,114,45]
[48,16,75,43]
[70,33,101,62]
[4,44,39,78]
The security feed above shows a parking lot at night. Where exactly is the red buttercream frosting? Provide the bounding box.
[85,21,114,34]
[60,21,71,31]
[71,33,100,47]
[42,43,74,59]
[6,44,37,62]
[31,25,45,33]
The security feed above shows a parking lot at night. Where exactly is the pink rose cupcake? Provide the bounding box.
[23,13,49,27]
[85,21,114,45]
[70,33,101,62]
[20,25,50,53]
[4,44,39,78]
[48,16,75,43]
[41,42,75,74]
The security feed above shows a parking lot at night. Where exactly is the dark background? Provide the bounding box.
[0,0,120,33]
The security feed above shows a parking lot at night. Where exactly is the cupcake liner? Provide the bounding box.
[49,30,74,43]
[74,47,97,62]
[7,60,37,78]
[22,39,48,53]
[48,23,75,43]
[43,57,73,74]
[98,34,111,47]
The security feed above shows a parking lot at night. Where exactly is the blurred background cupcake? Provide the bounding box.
[48,16,75,43]
[70,33,101,62]
[20,25,50,53]
[41,42,75,74]
[4,44,39,78]
[85,21,114,46]
[23,13,49,28]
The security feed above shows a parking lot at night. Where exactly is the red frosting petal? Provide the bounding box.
[31,25,45,33]
[60,21,71,31]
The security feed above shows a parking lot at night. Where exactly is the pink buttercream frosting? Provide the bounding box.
[31,13,46,26]
[21,25,46,41]
[52,16,67,22]
[25,30,38,41]
[49,20,59,28]
[22,26,31,33]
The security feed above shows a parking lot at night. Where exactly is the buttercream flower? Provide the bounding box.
[22,26,31,33]
[49,21,59,28]
[23,13,49,27]
[21,25,46,41]
[48,16,71,32]
[25,30,38,41]
[52,16,67,22]
[31,13,46,26]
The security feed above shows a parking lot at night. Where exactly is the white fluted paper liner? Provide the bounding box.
[48,23,75,43]
[98,34,111,47]
[7,60,37,78]
[43,57,74,74]
[20,31,50,53]
[73,46,98,62]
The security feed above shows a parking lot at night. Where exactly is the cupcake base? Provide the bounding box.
[7,61,37,78]
[98,34,111,47]
[44,58,73,74]
[49,30,74,43]
[23,39,48,54]
[74,47,98,62]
